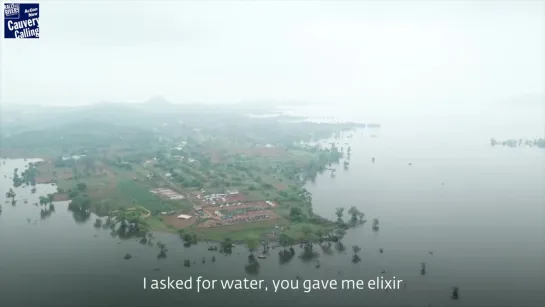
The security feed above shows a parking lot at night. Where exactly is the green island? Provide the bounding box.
[0,100,372,253]
[489,138,545,148]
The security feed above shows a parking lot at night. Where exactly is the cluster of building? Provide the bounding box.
[222,212,271,225]
[194,189,244,206]
[150,188,185,200]
[61,155,86,161]
[196,201,278,228]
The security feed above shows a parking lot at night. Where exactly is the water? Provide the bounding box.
[1,103,544,307]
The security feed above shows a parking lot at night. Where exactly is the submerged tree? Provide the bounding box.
[300,225,318,252]
[94,218,103,228]
[47,193,54,204]
[352,245,362,263]
[220,237,234,254]
[113,209,150,239]
[279,233,294,251]
[5,188,16,199]
[278,248,295,265]
[40,204,55,220]
[103,215,114,229]
[157,241,168,259]
[183,233,193,246]
[244,258,260,276]
[335,207,345,222]
[68,194,91,223]
[278,232,295,264]
[357,212,365,223]
[39,196,48,206]
[335,228,347,242]
[372,218,380,231]
[245,236,259,259]
[181,232,198,247]
[260,240,270,254]
[451,287,459,300]
[324,227,346,252]
[314,228,326,245]
[347,206,364,223]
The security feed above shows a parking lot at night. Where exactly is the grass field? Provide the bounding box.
[146,216,176,232]
[192,217,289,241]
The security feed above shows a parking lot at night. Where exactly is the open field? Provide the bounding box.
[36,162,74,183]
[194,217,289,241]
[162,214,198,228]
[45,160,194,216]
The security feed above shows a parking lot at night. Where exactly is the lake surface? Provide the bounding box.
[1,103,544,307]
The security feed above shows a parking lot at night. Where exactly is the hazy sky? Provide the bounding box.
[1,1,544,106]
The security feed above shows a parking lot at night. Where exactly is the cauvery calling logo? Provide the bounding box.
[4,3,39,39]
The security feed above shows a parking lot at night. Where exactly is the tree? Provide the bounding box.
[352,245,362,262]
[289,207,305,223]
[357,212,365,222]
[347,206,360,222]
[315,229,325,244]
[352,245,361,255]
[260,240,269,253]
[77,182,87,192]
[183,233,194,246]
[68,194,91,223]
[490,138,497,146]
[244,259,260,276]
[279,233,293,251]
[301,225,318,251]
[47,193,54,204]
[372,218,380,231]
[335,207,345,220]
[451,287,459,300]
[301,225,313,237]
[245,236,259,256]
[5,188,16,198]
[40,203,55,220]
[94,218,103,228]
[157,241,168,258]
[220,237,234,254]
[39,196,48,206]
[335,228,346,242]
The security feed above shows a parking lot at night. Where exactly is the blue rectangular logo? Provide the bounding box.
[4,3,39,39]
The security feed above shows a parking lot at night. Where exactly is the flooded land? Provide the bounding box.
[1,1,544,306]
[1,101,544,307]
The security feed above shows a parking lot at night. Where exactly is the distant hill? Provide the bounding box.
[499,94,544,106]
[145,95,172,105]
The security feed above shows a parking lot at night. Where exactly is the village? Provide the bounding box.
[7,109,351,239]
[155,187,279,229]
